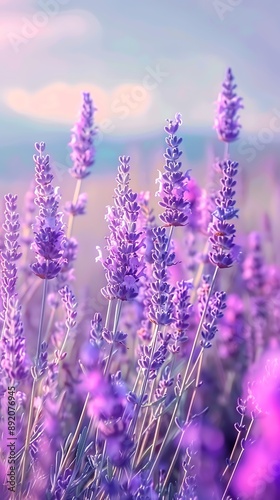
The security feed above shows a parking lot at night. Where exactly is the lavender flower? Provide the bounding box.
[148,227,175,326]
[170,280,193,353]
[139,331,171,379]
[214,68,243,143]
[242,232,267,358]
[137,191,156,265]
[200,291,227,349]
[155,365,174,400]
[1,295,27,381]
[0,194,22,321]
[156,113,191,227]
[68,92,97,180]
[58,285,77,330]
[209,160,239,268]
[243,232,266,295]
[55,468,72,499]
[30,142,66,280]
[197,275,211,317]
[97,156,145,301]
[136,191,157,341]
[64,192,88,217]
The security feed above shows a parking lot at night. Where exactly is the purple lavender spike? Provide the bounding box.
[68,92,97,180]
[97,156,145,302]
[214,68,243,143]
[30,142,66,280]
[157,113,191,227]
[208,160,240,268]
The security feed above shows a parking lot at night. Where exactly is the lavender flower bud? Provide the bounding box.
[214,68,243,143]
[1,295,27,381]
[148,227,175,326]
[97,156,145,301]
[0,194,22,321]
[170,280,193,352]
[58,285,77,330]
[200,291,227,349]
[31,142,66,280]
[69,92,97,180]
[64,193,88,216]
[208,160,240,268]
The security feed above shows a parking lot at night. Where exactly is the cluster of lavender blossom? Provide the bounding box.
[0,71,279,500]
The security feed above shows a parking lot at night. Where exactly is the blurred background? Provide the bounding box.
[0,0,280,292]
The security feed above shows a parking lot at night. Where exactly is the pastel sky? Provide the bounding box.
[0,0,279,285]
[0,0,279,142]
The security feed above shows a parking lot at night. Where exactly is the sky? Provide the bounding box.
[0,0,279,141]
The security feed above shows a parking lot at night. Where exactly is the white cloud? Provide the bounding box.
[3,81,154,135]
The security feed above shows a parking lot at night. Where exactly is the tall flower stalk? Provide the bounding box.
[20,142,66,488]
[0,194,22,335]
[214,67,243,146]
[156,113,190,228]
[66,92,97,239]
[209,160,239,269]
[0,194,27,484]
[193,68,243,298]
[97,155,145,374]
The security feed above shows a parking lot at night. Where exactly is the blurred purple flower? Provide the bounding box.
[243,232,266,294]
[243,232,267,358]
[214,68,243,143]
[64,192,88,216]
[218,294,246,363]
[68,92,97,180]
